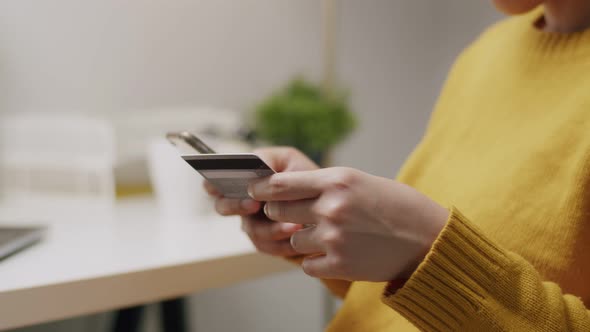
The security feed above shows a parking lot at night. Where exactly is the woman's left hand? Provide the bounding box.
[248,167,449,282]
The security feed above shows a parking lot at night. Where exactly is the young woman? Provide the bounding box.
[205,1,590,330]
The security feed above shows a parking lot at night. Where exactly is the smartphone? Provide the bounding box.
[166,131,275,199]
[166,131,216,154]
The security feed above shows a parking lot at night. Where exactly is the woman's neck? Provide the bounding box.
[544,0,590,32]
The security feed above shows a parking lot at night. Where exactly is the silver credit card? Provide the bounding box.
[182,153,275,199]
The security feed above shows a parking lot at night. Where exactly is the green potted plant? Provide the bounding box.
[253,78,357,164]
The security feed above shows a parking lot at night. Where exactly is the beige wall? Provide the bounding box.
[2,1,501,331]
[0,0,321,113]
[332,1,501,176]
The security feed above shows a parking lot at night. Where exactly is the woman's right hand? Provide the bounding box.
[203,147,320,257]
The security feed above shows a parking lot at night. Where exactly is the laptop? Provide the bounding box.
[0,226,46,260]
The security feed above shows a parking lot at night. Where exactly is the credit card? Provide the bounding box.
[182,153,275,199]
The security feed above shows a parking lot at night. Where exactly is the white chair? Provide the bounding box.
[0,112,116,216]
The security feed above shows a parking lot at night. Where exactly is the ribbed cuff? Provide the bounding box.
[382,207,512,331]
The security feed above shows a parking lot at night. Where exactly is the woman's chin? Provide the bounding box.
[492,0,542,15]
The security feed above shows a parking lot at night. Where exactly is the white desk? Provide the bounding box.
[0,198,294,330]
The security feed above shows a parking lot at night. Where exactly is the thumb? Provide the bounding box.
[253,147,296,172]
[254,147,318,172]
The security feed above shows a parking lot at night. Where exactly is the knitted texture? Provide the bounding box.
[325,7,590,331]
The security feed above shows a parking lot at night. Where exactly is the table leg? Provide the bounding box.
[161,297,188,332]
[111,305,144,332]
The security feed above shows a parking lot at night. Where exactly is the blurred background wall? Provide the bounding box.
[0,1,500,331]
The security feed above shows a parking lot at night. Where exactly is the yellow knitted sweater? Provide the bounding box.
[324,8,590,332]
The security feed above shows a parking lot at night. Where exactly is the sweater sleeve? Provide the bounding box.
[382,207,590,331]
[287,256,351,299]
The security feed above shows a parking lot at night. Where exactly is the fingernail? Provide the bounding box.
[241,199,258,211]
[281,223,300,232]
[248,179,265,199]
[263,203,270,217]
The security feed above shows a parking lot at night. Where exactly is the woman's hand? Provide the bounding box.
[203,147,319,257]
[248,167,449,281]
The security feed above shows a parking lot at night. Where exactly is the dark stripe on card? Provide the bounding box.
[183,158,271,170]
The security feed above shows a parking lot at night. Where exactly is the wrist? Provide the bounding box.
[398,199,449,279]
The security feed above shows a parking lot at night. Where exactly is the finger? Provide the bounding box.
[253,147,292,172]
[290,226,325,255]
[248,170,325,201]
[215,197,260,216]
[263,199,316,224]
[242,216,303,241]
[254,239,300,257]
[203,180,221,197]
[253,147,318,172]
[301,255,340,279]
